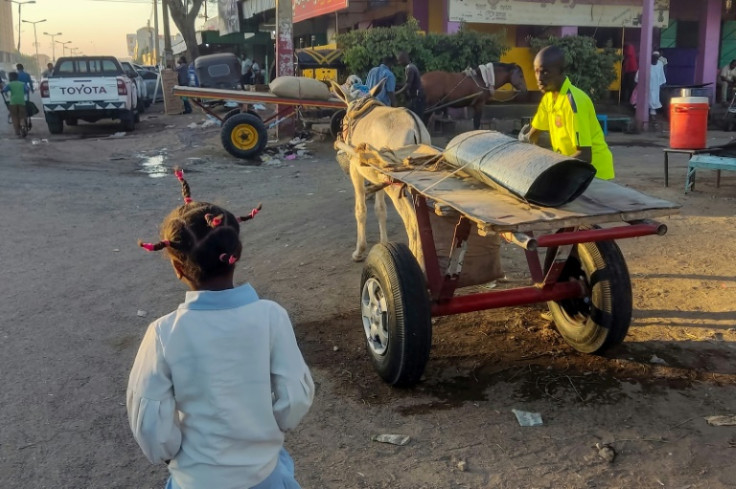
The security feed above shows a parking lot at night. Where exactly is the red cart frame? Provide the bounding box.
[336,141,679,387]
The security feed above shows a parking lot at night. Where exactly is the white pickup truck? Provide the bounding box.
[40,56,139,134]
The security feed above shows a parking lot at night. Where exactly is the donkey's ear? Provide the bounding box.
[369,78,387,99]
[329,80,348,104]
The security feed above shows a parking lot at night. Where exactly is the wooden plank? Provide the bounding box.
[171,85,346,109]
[376,168,679,232]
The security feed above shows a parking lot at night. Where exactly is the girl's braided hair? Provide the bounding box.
[138,168,261,284]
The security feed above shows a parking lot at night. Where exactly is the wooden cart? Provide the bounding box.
[337,142,680,387]
[172,86,346,160]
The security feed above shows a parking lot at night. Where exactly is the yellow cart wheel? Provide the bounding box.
[220,113,268,159]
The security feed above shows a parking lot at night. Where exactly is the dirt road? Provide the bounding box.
[1,104,734,489]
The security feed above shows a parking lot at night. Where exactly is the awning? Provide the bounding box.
[243,0,275,19]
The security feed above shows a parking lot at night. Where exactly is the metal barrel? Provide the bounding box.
[443,131,596,207]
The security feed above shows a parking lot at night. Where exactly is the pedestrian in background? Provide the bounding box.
[718,59,736,105]
[634,52,666,119]
[241,55,253,88]
[176,57,192,114]
[2,71,29,137]
[41,62,54,78]
[621,44,638,108]
[365,56,397,107]
[15,64,33,93]
[396,51,425,117]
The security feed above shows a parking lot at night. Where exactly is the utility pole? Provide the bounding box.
[7,0,37,52]
[162,0,173,68]
[275,0,295,137]
[56,40,71,57]
[44,31,62,62]
[153,0,160,66]
[22,18,46,78]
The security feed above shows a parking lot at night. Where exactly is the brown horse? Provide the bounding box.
[422,63,528,129]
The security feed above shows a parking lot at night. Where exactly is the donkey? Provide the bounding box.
[330,79,432,264]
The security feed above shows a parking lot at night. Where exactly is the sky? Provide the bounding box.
[9,0,204,60]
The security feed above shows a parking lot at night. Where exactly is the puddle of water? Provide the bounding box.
[139,154,167,178]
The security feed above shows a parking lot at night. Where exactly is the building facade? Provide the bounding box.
[0,1,16,74]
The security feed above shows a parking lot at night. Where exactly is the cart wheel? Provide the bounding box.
[66,118,78,126]
[545,227,632,354]
[330,109,346,139]
[360,242,432,387]
[223,109,260,124]
[45,113,63,134]
[221,113,268,159]
[119,110,135,132]
[223,108,241,123]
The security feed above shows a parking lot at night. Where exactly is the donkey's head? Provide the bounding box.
[329,78,387,142]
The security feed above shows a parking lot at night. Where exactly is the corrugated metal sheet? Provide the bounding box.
[443,131,596,208]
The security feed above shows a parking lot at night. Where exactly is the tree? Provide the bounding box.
[336,19,507,80]
[166,0,205,62]
[529,36,620,102]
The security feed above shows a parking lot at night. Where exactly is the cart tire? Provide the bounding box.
[545,227,632,353]
[45,113,63,134]
[221,113,267,159]
[120,110,135,132]
[223,109,260,124]
[360,242,432,387]
[66,118,78,126]
[330,109,346,139]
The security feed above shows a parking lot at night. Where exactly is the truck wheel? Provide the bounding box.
[66,118,78,126]
[120,110,135,132]
[360,242,432,387]
[137,97,145,114]
[220,113,267,159]
[45,113,63,134]
[545,226,632,354]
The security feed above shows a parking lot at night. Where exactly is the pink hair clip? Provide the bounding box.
[237,203,263,223]
[205,213,224,228]
[139,240,170,252]
[219,253,238,265]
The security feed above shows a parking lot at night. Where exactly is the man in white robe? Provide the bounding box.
[635,52,667,116]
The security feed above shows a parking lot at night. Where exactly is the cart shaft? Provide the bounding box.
[535,221,667,248]
[431,280,584,317]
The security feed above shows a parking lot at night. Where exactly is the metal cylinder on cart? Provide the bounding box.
[443,131,596,208]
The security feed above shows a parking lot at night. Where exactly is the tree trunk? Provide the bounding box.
[167,0,205,62]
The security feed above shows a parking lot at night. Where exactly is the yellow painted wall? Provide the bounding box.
[499,47,622,92]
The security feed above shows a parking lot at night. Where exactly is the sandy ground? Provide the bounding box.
[1,101,735,489]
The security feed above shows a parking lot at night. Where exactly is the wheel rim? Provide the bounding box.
[553,252,593,324]
[231,123,258,151]
[361,277,389,355]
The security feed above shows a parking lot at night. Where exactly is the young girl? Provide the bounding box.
[127,169,314,489]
